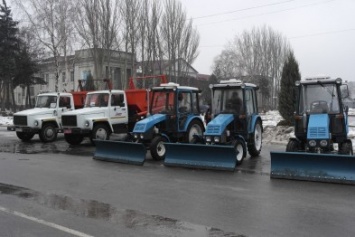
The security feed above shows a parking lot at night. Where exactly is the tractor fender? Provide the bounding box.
[158,133,171,143]
[248,115,263,134]
[181,115,205,131]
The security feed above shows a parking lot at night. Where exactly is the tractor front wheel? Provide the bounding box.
[150,136,168,160]
[185,120,204,143]
[233,139,246,165]
[339,141,353,155]
[286,139,301,152]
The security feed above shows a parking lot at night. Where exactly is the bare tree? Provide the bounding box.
[213,25,291,109]
[160,0,199,83]
[75,0,121,88]
[15,0,76,92]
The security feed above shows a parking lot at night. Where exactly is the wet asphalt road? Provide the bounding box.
[0,127,354,237]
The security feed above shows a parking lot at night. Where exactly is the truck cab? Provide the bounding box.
[13,92,75,142]
[61,90,131,145]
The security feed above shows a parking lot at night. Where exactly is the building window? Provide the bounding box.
[70,71,74,82]
[30,86,34,96]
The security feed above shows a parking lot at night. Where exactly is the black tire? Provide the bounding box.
[185,120,204,143]
[91,124,111,144]
[248,121,262,157]
[39,123,57,142]
[233,139,246,165]
[16,132,35,142]
[64,134,84,145]
[150,135,168,160]
[339,141,353,155]
[286,139,300,152]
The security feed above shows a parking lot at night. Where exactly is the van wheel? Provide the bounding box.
[150,136,168,160]
[39,123,57,142]
[16,132,35,142]
[65,134,84,145]
[91,124,111,144]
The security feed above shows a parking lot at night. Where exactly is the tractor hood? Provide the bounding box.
[307,114,330,140]
[133,114,167,133]
[204,114,234,136]
[14,108,55,117]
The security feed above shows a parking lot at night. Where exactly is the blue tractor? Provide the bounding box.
[93,83,205,164]
[164,79,263,171]
[270,77,355,184]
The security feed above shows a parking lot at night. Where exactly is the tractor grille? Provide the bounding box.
[62,115,77,126]
[206,125,221,134]
[13,115,27,126]
[309,127,327,138]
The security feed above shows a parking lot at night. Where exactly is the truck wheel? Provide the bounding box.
[185,120,204,143]
[248,121,262,157]
[286,139,300,152]
[65,134,84,145]
[150,136,168,160]
[16,132,35,142]
[91,124,111,144]
[233,139,246,165]
[39,123,57,142]
[339,141,353,155]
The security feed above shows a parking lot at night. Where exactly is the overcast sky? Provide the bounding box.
[179,0,355,81]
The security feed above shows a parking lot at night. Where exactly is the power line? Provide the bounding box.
[196,0,336,26]
[190,0,295,20]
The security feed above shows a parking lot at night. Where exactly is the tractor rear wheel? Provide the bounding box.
[150,135,168,160]
[248,121,262,157]
[185,120,204,143]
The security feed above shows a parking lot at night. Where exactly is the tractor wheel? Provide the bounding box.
[248,121,262,157]
[185,120,204,143]
[150,135,168,160]
[233,139,246,165]
[39,123,57,142]
[64,134,84,145]
[91,124,111,144]
[339,141,353,155]
[286,139,301,152]
[16,132,35,142]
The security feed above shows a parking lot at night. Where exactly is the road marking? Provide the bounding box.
[0,206,94,237]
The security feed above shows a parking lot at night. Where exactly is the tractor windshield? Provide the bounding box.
[35,95,57,108]
[299,84,340,114]
[150,90,175,114]
[211,88,243,115]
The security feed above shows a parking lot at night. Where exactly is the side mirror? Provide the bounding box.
[50,102,56,108]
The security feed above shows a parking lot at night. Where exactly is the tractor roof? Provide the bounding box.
[212,79,258,89]
[153,82,199,92]
[299,77,342,86]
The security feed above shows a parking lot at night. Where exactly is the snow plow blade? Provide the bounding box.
[164,143,237,171]
[270,151,355,184]
[93,140,146,165]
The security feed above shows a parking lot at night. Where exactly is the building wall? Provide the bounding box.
[14,49,134,107]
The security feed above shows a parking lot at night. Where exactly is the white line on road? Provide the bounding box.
[0,205,94,237]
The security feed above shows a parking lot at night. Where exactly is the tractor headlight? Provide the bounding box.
[205,136,212,142]
[320,140,328,147]
[214,136,220,143]
[309,140,316,147]
[140,134,144,139]
[34,120,39,126]
[134,134,138,139]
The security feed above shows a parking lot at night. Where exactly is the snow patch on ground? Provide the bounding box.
[0,116,13,126]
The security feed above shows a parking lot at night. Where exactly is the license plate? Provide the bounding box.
[15,128,22,132]
[64,129,72,134]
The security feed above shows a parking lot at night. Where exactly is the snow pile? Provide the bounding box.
[260,111,293,144]
[0,116,13,126]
